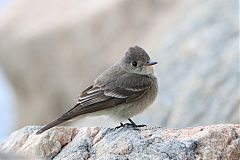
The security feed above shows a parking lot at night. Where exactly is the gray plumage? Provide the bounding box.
[36,46,158,134]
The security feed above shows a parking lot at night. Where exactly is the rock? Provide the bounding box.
[1,124,239,159]
[0,126,78,159]
[153,0,239,128]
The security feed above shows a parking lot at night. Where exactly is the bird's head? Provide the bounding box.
[120,46,157,75]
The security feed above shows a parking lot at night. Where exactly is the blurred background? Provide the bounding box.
[0,0,239,141]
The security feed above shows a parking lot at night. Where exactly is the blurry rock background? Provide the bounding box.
[0,0,239,135]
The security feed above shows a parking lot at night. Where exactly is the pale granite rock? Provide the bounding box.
[0,124,239,159]
[0,126,78,159]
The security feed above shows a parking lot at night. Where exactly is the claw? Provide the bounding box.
[114,119,147,130]
[128,118,147,127]
[115,122,124,129]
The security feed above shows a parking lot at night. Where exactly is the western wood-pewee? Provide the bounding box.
[36,46,158,134]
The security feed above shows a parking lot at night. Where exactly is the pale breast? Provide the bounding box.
[109,75,158,120]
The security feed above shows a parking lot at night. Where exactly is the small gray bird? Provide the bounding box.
[36,46,158,134]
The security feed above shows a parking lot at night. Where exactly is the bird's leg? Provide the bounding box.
[114,119,147,129]
[115,122,125,129]
[128,118,147,128]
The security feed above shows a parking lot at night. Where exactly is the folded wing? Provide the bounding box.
[36,83,148,134]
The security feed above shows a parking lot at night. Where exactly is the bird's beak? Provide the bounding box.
[146,60,158,66]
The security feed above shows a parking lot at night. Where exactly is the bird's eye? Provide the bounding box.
[131,61,137,67]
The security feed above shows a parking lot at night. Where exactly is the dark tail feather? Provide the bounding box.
[36,119,65,134]
[36,103,81,134]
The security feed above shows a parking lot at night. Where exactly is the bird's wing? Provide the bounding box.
[65,83,149,117]
[36,83,148,134]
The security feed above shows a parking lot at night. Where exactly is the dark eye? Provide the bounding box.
[131,61,137,67]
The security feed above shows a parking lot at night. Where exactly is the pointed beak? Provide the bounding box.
[146,60,158,66]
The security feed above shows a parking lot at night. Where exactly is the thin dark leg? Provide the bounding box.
[128,118,147,127]
[128,118,136,125]
[115,119,147,129]
[115,122,124,129]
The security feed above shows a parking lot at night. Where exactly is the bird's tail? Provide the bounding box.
[36,118,66,134]
[36,103,81,134]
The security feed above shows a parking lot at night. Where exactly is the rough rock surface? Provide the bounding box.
[1,124,240,160]
[0,0,238,129]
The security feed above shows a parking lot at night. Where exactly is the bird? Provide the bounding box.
[36,46,158,134]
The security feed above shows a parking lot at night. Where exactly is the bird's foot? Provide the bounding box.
[114,119,147,129]
[115,122,125,129]
[128,118,147,128]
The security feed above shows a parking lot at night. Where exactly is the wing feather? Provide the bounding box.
[37,72,152,134]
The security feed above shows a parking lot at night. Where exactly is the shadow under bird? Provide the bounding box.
[36,46,158,134]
